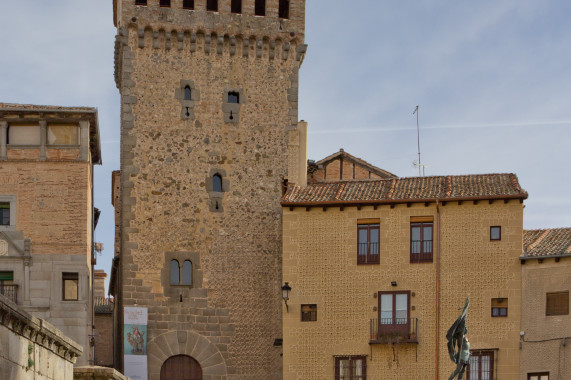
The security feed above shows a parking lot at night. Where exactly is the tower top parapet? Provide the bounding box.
[114,0,305,42]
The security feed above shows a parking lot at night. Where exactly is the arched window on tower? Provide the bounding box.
[184,86,192,100]
[279,0,290,19]
[206,0,218,11]
[181,261,193,285]
[231,0,242,14]
[170,260,180,285]
[255,0,266,16]
[213,174,223,193]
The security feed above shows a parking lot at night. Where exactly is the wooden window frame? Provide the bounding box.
[491,298,508,317]
[255,0,266,16]
[182,0,194,10]
[546,291,569,316]
[231,0,242,14]
[301,304,317,322]
[490,226,501,241]
[334,355,367,380]
[206,0,218,12]
[279,0,290,19]
[62,272,79,301]
[378,291,410,337]
[528,373,550,380]
[467,350,494,380]
[410,220,433,263]
[0,202,10,226]
[357,221,379,265]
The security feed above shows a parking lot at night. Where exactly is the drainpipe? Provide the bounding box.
[90,162,96,365]
[435,199,441,379]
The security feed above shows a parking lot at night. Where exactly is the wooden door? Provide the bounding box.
[160,355,202,380]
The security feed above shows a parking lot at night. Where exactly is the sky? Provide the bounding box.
[1,1,570,290]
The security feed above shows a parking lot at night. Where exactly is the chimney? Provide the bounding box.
[94,270,107,298]
[287,121,308,187]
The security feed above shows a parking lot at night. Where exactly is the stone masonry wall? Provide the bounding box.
[116,1,306,378]
[282,201,522,379]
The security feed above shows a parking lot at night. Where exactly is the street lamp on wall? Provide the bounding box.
[281,282,291,312]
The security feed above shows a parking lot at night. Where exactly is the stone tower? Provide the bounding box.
[112,1,306,379]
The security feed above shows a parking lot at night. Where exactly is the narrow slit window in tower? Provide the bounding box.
[255,0,266,16]
[135,0,147,5]
[231,0,242,14]
[213,174,223,192]
[160,0,171,7]
[183,0,194,10]
[228,92,239,104]
[279,0,290,19]
[184,86,192,100]
[206,0,218,11]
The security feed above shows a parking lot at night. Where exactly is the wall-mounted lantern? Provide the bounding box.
[281,282,291,312]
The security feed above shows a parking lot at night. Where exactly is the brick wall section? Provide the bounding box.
[95,314,114,367]
[282,201,522,379]
[115,1,306,379]
[520,258,571,379]
[0,161,91,257]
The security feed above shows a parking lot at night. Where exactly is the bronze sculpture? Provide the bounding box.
[447,297,471,380]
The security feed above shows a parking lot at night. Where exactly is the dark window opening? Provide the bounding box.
[206,0,218,11]
[231,0,242,13]
[0,202,10,226]
[184,86,192,100]
[335,356,366,380]
[159,0,171,7]
[546,291,569,316]
[170,260,180,285]
[410,221,433,263]
[301,304,317,322]
[213,174,223,192]
[135,0,147,5]
[279,0,290,19]
[0,271,16,303]
[490,226,501,241]
[62,272,79,301]
[227,91,239,104]
[378,291,410,337]
[255,0,266,16]
[357,222,379,265]
[467,350,494,380]
[183,0,194,10]
[491,298,508,317]
[181,260,192,285]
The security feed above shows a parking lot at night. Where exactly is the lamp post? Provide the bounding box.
[281,282,291,312]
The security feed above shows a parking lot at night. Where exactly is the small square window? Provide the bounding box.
[231,0,241,13]
[279,0,290,19]
[301,304,317,322]
[160,0,171,7]
[183,0,194,10]
[255,0,266,16]
[228,92,239,104]
[62,272,79,301]
[491,298,508,317]
[546,291,569,316]
[47,124,79,145]
[0,203,10,226]
[8,125,41,145]
[206,0,218,11]
[135,0,147,5]
[490,226,501,241]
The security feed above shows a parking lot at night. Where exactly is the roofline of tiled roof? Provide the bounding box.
[282,193,527,208]
[520,253,571,261]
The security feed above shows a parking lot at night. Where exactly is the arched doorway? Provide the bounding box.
[160,355,202,380]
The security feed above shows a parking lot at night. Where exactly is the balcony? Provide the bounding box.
[369,318,418,344]
[357,242,379,265]
[0,284,18,304]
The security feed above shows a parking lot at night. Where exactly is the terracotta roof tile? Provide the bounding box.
[282,173,527,206]
[523,228,571,257]
[94,297,114,314]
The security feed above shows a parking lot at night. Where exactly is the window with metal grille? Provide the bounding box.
[491,298,508,317]
[255,0,266,16]
[378,291,410,338]
[183,0,194,10]
[62,272,79,301]
[279,0,289,18]
[357,221,379,265]
[528,373,549,380]
[335,356,366,380]
[206,0,218,11]
[301,304,317,322]
[231,0,241,13]
[0,271,17,303]
[0,203,9,226]
[546,291,569,316]
[410,219,433,263]
[490,226,501,241]
[467,350,494,380]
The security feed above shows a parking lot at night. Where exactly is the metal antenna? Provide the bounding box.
[413,106,423,176]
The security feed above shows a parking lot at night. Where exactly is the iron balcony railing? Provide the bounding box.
[369,318,418,344]
[357,242,379,264]
[0,284,18,304]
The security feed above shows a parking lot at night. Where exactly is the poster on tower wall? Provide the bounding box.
[124,307,148,380]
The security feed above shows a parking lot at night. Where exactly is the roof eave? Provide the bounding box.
[520,253,571,261]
